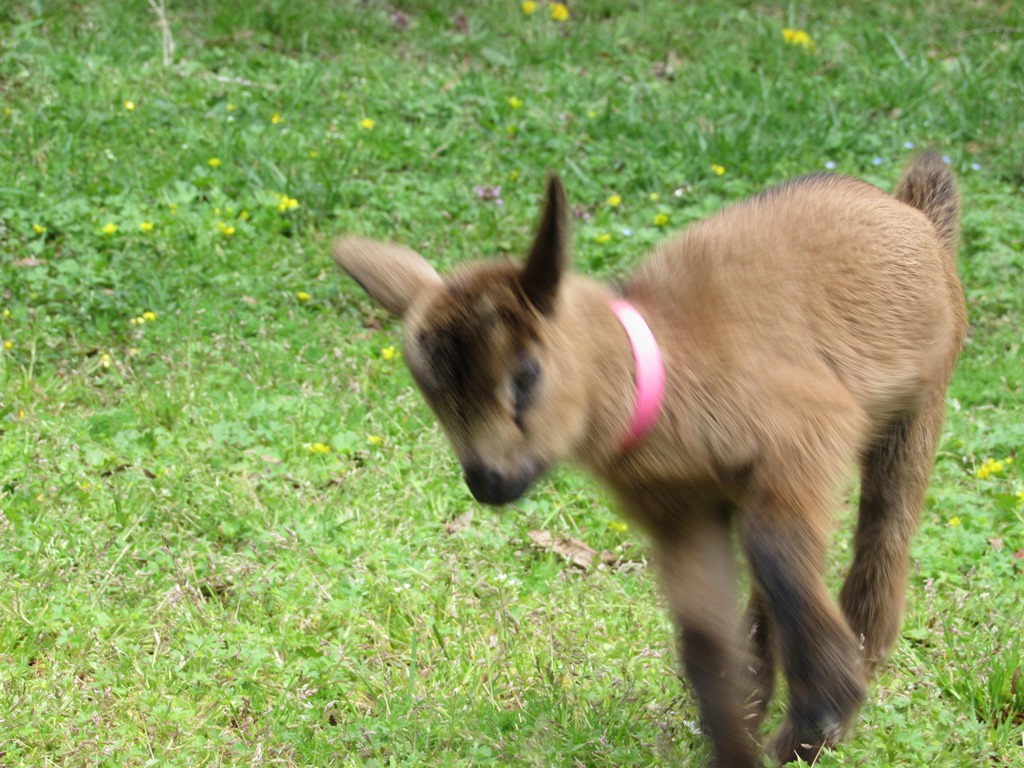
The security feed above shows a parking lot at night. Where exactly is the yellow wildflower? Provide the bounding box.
[227,103,237,112]
[550,2,569,22]
[2,340,13,351]
[711,164,726,176]
[653,212,669,227]
[239,210,250,221]
[307,442,331,455]
[102,222,118,235]
[279,197,298,211]
[607,194,622,207]
[100,353,112,369]
[782,28,815,51]
[274,193,300,212]
[139,221,154,232]
[522,1,537,14]
[359,117,376,130]
[208,157,222,168]
[217,222,236,236]
[296,291,311,302]
[33,223,46,235]
[609,520,628,534]
[586,109,597,119]
[649,193,660,202]
[124,100,136,111]
[271,112,283,124]
[508,96,524,109]
[976,457,1008,479]
[381,346,396,360]
[367,434,383,446]
[595,233,612,244]
[142,311,157,322]
[947,516,962,527]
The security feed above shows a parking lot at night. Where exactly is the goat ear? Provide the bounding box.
[331,236,443,317]
[520,174,569,315]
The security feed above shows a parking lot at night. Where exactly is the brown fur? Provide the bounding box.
[330,154,966,767]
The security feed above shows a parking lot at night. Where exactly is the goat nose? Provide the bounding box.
[463,463,533,506]
[463,464,505,505]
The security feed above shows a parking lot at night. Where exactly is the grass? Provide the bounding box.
[1,0,1023,765]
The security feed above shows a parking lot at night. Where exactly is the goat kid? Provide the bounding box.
[331,154,966,766]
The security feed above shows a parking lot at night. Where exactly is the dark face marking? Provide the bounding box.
[401,264,555,506]
[412,319,481,397]
[407,267,542,424]
[511,353,541,429]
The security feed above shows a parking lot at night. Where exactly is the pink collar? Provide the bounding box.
[610,299,665,451]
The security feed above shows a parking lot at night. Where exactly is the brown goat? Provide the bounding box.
[330,153,966,766]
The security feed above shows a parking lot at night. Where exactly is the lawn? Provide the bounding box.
[1,1,1022,765]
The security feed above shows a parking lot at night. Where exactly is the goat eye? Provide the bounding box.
[512,355,541,415]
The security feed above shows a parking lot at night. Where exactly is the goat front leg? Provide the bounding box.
[656,511,760,768]
[742,480,866,764]
[742,585,776,731]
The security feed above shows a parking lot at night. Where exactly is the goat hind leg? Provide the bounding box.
[840,397,948,670]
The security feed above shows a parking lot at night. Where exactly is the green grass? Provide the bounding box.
[1,1,1023,765]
